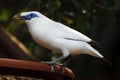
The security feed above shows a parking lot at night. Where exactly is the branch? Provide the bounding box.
[0,24,35,61]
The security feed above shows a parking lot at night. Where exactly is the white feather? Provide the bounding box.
[20,11,103,58]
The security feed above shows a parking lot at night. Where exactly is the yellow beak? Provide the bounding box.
[13,14,21,20]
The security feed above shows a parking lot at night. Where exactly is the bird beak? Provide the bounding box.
[13,14,21,20]
[13,14,25,20]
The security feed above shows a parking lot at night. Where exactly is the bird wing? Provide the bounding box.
[49,21,101,47]
[31,17,100,47]
[52,22,92,42]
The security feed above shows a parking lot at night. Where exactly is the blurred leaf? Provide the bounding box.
[62,17,74,24]
[47,0,61,18]
[0,9,9,21]
[47,0,61,12]
[6,20,25,33]
[115,0,120,9]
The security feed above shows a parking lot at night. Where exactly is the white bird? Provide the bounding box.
[14,11,104,65]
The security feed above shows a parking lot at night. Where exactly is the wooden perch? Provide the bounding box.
[0,58,74,80]
[0,24,35,60]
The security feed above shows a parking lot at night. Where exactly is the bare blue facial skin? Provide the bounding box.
[21,13,39,20]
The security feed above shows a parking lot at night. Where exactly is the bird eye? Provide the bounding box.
[27,13,38,20]
[30,14,34,17]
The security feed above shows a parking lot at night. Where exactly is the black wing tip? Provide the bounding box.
[88,40,101,47]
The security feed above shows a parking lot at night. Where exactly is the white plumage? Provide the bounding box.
[14,11,103,63]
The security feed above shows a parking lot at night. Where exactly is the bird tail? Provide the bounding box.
[86,45,113,66]
[86,45,103,58]
[89,50,103,58]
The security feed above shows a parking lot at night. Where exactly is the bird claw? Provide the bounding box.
[59,62,67,74]
[41,61,56,73]
[41,61,66,74]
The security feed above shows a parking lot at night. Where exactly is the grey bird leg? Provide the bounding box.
[42,56,68,64]
[42,49,71,74]
[41,56,68,73]
[57,50,72,74]
[41,61,56,73]
[41,56,67,73]
[43,55,72,74]
[60,55,72,74]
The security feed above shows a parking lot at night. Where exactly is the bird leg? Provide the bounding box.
[41,55,72,74]
[49,55,72,74]
[42,55,70,65]
[41,57,65,73]
[59,55,72,74]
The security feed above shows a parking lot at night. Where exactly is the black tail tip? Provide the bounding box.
[103,58,113,66]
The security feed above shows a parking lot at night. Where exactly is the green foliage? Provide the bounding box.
[47,0,61,13]
[0,9,10,22]
[115,0,120,8]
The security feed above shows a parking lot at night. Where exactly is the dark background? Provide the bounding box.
[0,0,120,80]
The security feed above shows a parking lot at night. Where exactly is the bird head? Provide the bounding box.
[13,11,44,21]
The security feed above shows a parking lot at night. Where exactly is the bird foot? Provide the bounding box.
[41,61,56,73]
[59,62,68,74]
[41,61,66,74]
